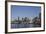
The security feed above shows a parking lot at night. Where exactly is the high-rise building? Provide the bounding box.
[39,13,41,19]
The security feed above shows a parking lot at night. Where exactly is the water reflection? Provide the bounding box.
[11,23,41,28]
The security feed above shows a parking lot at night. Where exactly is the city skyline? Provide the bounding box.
[11,5,41,20]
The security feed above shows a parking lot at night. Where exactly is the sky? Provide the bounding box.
[11,5,41,20]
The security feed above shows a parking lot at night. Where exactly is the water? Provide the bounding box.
[11,23,41,28]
